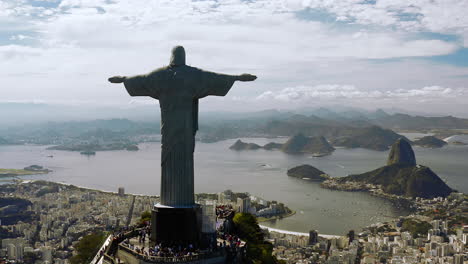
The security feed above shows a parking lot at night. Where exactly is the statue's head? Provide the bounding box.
[170,46,186,67]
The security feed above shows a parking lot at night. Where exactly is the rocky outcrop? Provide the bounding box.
[333,139,452,198]
[263,142,283,150]
[282,134,335,155]
[228,135,334,155]
[387,138,416,166]
[331,126,406,151]
[413,136,447,148]
[287,165,328,181]
[229,140,262,150]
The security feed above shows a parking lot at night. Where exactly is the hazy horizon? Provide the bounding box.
[2,101,468,127]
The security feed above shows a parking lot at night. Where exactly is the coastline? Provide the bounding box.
[320,179,416,210]
[257,209,297,223]
[0,169,51,179]
[8,179,298,220]
[259,225,341,239]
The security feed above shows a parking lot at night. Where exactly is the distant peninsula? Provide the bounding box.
[0,165,51,178]
[413,136,447,148]
[48,142,139,152]
[282,134,335,155]
[322,139,453,199]
[287,165,329,181]
[229,133,335,156]
[330,126,407,151]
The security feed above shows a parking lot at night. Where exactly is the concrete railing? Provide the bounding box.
[90,235,113,264]
[103,253,116,264]
[118,244,224,263]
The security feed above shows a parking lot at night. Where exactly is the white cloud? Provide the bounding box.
[0,0,467,115]
[301,0,468,46]
[257,84,467,101]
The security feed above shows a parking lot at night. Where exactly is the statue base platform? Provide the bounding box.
[151,204,202,246]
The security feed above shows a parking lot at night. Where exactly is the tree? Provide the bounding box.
[70,232,106,264]
[233,213,278,264]
[138,210,151,226]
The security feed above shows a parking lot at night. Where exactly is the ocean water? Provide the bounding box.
[0,135,466,235]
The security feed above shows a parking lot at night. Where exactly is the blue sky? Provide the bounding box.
[1,0,468,116]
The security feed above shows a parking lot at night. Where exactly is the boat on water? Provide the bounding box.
[47,155,54,158]
[312,152,328,157]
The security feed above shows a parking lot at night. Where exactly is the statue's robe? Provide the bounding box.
[123,65,235,207]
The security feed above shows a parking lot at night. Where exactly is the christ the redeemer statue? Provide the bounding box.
[109,46,256,209]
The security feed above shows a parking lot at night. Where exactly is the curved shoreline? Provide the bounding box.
[320,179,417,211]
[259,225,341,239]
[257,210,297,223]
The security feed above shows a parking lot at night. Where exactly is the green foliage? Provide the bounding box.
[247,242,276,264]
[233,213,264,243]
[139,210,151,224]
[36,185,59,197]
[70,232,106,264]
[401,219,432,238]
[233,213,278,264]
[287,165,327,181]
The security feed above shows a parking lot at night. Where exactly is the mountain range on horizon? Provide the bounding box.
[1,102,468,127]
[2,102,468,150]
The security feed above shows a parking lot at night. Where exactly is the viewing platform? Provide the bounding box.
[101,226,244,264]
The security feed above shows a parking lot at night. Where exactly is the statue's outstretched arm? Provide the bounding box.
[108,76,126,83]
[234,73,257,82]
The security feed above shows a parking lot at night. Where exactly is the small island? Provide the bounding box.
[229,139,262,150]
[229,133,335,156]
[282,134,335,155]
[413,136,447,148]
[48,142,140,152]
[0,165,51,178]
[287,164,329,181]
[80,150,96,156]
[263,142,283,150]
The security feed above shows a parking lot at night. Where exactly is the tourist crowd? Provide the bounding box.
[121,240,200,258]
[216,205,235,219]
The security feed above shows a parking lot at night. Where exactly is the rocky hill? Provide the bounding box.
[331,126,407,151]
[262,142,282,150]
[287,165,328,181]
[334,139,452,198]
[281,134,335,155]
[373,113,468,130]
[228,135,335,155]
[387,138,416,166]
[413,136,447,148]
[229,139,262,150]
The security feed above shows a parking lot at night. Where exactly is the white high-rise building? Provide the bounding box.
[201,200,217,234]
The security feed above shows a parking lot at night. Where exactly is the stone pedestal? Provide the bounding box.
[151,204,202,246]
